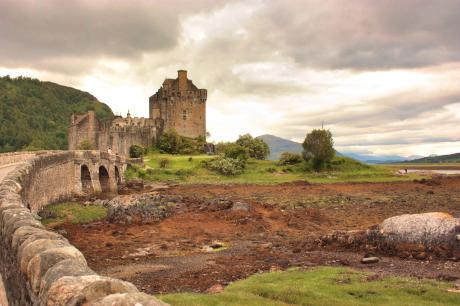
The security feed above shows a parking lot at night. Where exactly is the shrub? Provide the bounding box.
[236,134,270,160]
[129,144,145,158]
[223,143,249,160]
[278,152,303,165]
[78,139,93,150]
[302,129,335,171]
[159,158,170,168]
[157,129,206,154]
[188,156,193,162]
[203,156,245,176]
[158,129,182,154]
[266,167,277,173]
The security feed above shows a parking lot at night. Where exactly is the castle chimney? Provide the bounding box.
[178,70,188,92]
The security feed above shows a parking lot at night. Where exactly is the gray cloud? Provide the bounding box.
[0,0,223,72]
[250,0,460,70]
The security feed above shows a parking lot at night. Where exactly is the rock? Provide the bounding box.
[125,179,144,191]
[91,292,168,305]
[106,192,184,224]
[231,201,250,212]
[361,257,379,264]
[415,252,427,260]
[376,212,460,250]
[210,242,223,249]
[206,284,224,294]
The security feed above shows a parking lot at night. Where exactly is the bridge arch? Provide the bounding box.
[114,165,122,185]
[98,165,110,193]
[81,164,93,193]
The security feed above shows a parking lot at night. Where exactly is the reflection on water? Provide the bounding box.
[399,169,460,175]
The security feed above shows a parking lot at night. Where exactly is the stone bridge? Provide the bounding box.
[0,151,166,305]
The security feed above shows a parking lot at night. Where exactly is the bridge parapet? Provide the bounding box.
[0,151,167,305]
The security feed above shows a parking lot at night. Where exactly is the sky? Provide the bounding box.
[1,0,460,157]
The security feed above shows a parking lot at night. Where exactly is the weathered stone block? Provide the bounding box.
[19,239,70,274]
[92,292,169,306]
[27,246,87,294]
[39,259,96,301]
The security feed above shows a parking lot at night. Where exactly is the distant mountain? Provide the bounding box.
[257,134,302,160]
[257,134,344,160]
[340,152,408,164]
[0,76,113,152]
[403,152,460,163]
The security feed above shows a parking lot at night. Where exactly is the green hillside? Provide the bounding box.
[0,76,113,152]
[404,152,460,163]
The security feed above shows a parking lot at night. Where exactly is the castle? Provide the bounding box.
[68,70,207,156]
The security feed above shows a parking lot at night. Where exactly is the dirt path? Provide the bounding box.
[56,176,460,294]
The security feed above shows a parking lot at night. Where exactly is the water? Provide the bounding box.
[400,169,460,175]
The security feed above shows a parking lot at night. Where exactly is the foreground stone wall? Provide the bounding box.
[0,151,166,305]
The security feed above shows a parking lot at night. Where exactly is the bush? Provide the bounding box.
[223,143,249,160]
[203,156,245,176]
[78,139,93,150]
[278,152,303,165]
[159,158,169,168]
[236,134,270,160]
[302,129,335,171]
[157,129,206,154]
[129,144,145,158]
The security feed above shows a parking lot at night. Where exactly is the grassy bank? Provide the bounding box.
[126,152,423,184]
[40,202,107,227]
[161,267,459,306]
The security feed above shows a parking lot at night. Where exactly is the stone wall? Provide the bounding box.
[68,112,158,156]
[0,151,166,305]
[0,152,42,167]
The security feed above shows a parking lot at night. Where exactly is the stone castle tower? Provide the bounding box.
[68,70,207,156]
[149,70,207,139]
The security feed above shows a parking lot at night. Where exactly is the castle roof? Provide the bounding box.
[162,77,199,91]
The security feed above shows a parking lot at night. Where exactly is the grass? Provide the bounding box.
[40,202,107,227]
[160,267,460,306]
[125,152,425,184]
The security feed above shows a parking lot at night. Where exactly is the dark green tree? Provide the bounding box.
[129,144,145,158]
[302,129,335,171]
[235,134,270,160]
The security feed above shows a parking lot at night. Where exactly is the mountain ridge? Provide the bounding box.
[0,76,113,152]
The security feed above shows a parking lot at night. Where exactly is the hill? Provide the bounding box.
[0,76,113,152]
[403,152,460,163]
[341,152,407,164]
[256,134,302,160]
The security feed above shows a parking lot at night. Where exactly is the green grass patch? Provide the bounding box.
[125,153,425,184]
[40,202,107,227]
[160,267,460,306]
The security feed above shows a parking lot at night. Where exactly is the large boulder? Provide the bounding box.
[373,212,460,257]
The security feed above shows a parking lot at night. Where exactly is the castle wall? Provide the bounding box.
[68,114,157,156]
[150,71,207,139]
[159,95,206,138]
[68,112,98,150]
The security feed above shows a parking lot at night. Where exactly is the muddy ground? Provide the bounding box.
[56,176,460,294]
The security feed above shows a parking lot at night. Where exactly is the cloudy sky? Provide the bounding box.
[1,0,460,157]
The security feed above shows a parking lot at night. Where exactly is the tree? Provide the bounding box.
[302,129,335,171]
[157,129,206,154]
[235,134,270,160]
[129,144,145,158]
[158,129,183,154]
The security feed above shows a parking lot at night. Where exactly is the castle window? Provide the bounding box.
[183,110,187,120]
